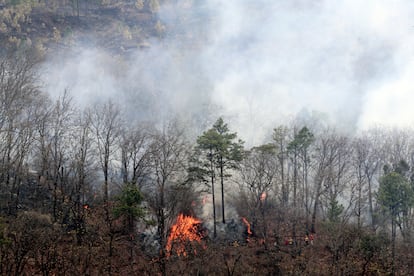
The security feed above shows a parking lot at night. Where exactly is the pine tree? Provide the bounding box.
[194,117,244,236]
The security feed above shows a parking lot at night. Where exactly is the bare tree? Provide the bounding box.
[319,135,353,224]
[272,126,290,207]
[0,50,44,215]
[119,123,153,188]
[351,137,370,230]
[287,126,314,233]
[310,129,344,234]
[238,144,278,243]
[143,120,191,276]
[67,110,95,245]
[48,91,74,222]
[351,132,383,230]
[32,94,53,208]
[88,99,122,275]
[88,99,121,203]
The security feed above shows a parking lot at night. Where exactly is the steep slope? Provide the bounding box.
[0,0,163,56]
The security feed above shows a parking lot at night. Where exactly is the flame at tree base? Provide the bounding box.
[241,217,252,242]
[166,214,205,257]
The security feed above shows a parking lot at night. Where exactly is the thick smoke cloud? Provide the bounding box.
[41,1,414,146]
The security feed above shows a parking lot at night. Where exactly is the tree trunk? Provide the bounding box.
[220,156,225,224]
[367,175,375,231]
[391,211,396,276]
[211,153,217,238]
[279,148,288,207]
[311,177,323,234]
[304,151,309,230]
[292,149,298,240]
[158,209,166,276]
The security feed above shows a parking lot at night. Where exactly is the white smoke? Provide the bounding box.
[41,0,414,146]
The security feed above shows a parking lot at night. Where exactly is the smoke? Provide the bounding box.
[41,1,414,146]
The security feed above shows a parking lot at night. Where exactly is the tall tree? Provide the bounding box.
[292,127,314,227]
[238,144,278,243]
[143,121,191,276]
[119,124,152,188]
[310,129,342,234]
[287,126,314,237]
[273,126,290,207]
[352,133,381,230]
[320,135,353,225]
[377,171,414,276]
[68,110,94,245]
[0,50,43,215]
[88,99,121,275]
[351,137,369,230]
[196,117,243,225]
[88,99,121,203]
[190,128,219,237]
[49,91,74,223]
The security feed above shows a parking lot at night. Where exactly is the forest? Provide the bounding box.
[2,0,414,275]
[1,49,414,275]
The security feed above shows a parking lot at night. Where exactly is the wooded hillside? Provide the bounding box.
[0,0,168,55]
[1,1,414,275]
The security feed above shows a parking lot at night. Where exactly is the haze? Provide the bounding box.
[41,0,414,145]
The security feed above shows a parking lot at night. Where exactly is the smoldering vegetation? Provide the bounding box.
[2,0,414,275]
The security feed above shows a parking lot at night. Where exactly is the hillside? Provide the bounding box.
[3,1,414,275]
[0,0,166,56]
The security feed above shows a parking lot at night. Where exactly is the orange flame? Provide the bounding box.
[241,217,252,235]
[166,214,204,257]
[260,192,266,201]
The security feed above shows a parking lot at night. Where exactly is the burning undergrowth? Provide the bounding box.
[139,215,253,257]
[165,214,255,257]
[166,213,206,257]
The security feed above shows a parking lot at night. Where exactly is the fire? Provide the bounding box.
[242,217,252,242]
[260,192,266,201]
[166,214,204,257]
